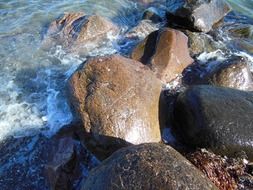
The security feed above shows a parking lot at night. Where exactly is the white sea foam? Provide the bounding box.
[235,51,253,72]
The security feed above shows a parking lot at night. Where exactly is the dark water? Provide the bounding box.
[0,0,252,189]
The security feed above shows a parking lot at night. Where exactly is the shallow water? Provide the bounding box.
[0,0,253,189]
[0,0,145,140]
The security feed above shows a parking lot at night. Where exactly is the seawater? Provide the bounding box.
[0,0,144,141]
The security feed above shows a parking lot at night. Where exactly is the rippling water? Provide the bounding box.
[0,0,252,189]
[0,0,145,140]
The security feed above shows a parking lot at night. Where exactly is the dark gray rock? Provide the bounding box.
[142,7,163,23]
[173,85,253,159]
[166,0,231,32]
[82,143,218,190]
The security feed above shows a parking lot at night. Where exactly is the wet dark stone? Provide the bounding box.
[81,143,218,190]
[142,7,163,23]
[173,85,253,159]
[166,0,231,32]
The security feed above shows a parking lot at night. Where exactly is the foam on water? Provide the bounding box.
[0,0,141,141]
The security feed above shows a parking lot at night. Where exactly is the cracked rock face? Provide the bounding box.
[81,143,218,190]
[67,55,163,158]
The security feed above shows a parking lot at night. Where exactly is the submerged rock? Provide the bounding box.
[82,143,218,190]
[173,85,253,159]
[166,0,231,32]
[131,28,193,83]
[68,55,163,159]
[43,13,118,55]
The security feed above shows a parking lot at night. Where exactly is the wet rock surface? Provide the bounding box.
[125,19,159,40]
[183,57,253,91]
[184,30,224,57]
[45,136,98,190]
[210,58,253,91]
[82,143,218,190]
[166,0,231,32]
[43,13,118,55]
[173,85,253,159]
[0,125,98,190]
[68,55,163,159]
[131,28,193,83]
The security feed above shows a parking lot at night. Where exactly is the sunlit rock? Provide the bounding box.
[68,55,163,159]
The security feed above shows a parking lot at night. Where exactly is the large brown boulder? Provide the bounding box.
[68,55,163,158]
[81,143,218,190]
[131,28,193,83]
[43,13,118,54]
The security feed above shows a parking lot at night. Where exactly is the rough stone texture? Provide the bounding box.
[82,143,218,190]
[43,13,118,54]
[210,58,253,91]
[187,149,240,190]
[125,20,159,40]
[131,28,193,83]
[68,55,163,158]
[166,0,231,32]
[173,85,253,159]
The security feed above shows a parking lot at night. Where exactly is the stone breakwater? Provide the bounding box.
[2,0,253,189]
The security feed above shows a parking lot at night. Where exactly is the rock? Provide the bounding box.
[131,28,193,83]
[142,7,163,23]
[82,143,218,190]
[45,138,80,190]
[125,20,159,40]
[183,56,253,91]
[166,0,231,32]
[210,57,253,91]
[43,13,118,54]
[45,133,99,190]
[184,30,224,56]
[68,55,163,159]
[173,85,253,159]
